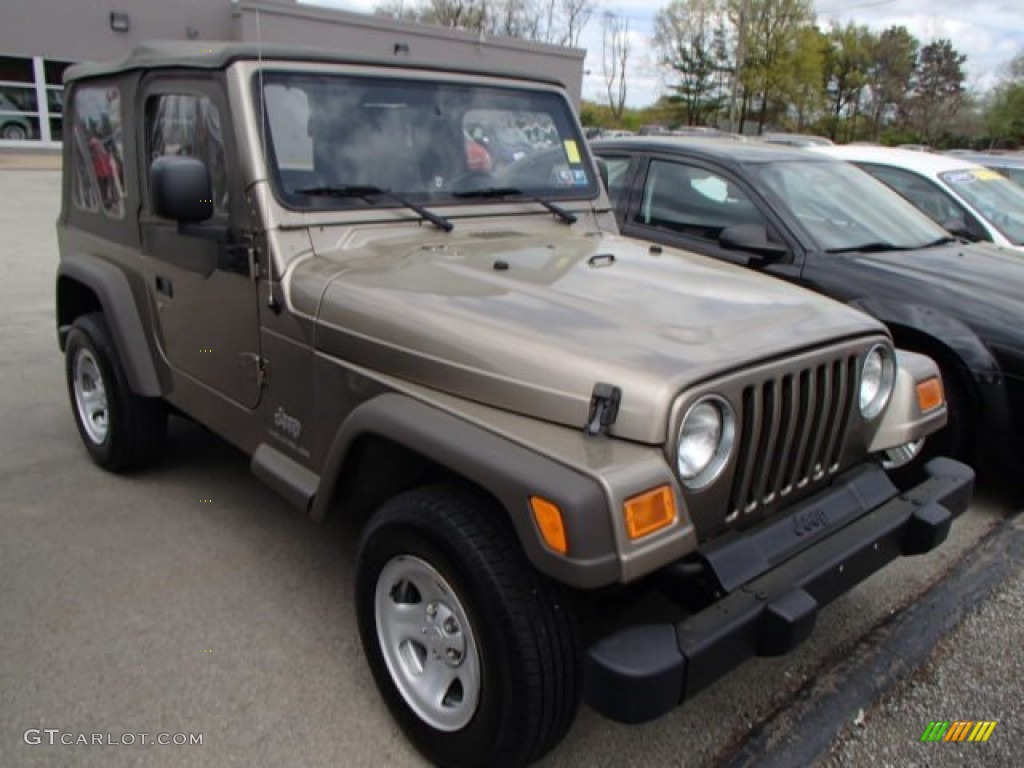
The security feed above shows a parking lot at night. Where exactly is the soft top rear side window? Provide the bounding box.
[71,85,126,219]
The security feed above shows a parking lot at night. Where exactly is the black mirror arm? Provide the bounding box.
[177,222,252,274]
[178,220,230,243]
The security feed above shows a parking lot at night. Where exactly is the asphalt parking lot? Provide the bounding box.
[0,166,1018,767]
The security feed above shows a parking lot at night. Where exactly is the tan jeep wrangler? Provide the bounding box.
[56,42,972,767]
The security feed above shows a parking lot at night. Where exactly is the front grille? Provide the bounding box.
[727,354,859,521]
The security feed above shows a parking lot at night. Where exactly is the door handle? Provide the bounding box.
[155,275,174,298]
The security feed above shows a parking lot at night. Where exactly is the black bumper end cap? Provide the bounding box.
[757,587,819,657]
[902,502,953,556]
[584,624,685,724]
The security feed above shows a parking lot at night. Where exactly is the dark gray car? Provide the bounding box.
[592,137,1024,480]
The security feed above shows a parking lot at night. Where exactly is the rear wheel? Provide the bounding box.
[355,485,580,768]
[64,313,166,471]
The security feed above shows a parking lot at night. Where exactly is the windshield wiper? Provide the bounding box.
[294,185,453,232]
[452,186,578,225]
[824,242,916,254]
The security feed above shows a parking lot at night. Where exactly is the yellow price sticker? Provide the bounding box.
[974,168,1001,180]
[564,140,581,164]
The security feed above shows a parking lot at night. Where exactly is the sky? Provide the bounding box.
[301,0,1024,107]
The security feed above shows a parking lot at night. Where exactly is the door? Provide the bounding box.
[138,78,262,408]
[619,155,801,279]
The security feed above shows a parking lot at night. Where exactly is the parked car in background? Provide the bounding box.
[592,136,1024,476]
[760,132,833,147]
[0,93,34,141]
[943,151,1024,188]
[813,145,1024,252]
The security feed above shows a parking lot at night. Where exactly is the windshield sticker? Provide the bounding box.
[975,168,1002,181]
[556,168,576,185]
[563,140,582,164]
[572,169,588,185]
[946,171,975,184]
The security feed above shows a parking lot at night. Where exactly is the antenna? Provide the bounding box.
[256,9,278,311]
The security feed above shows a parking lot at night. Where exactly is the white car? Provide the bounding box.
[812,145,1024,252]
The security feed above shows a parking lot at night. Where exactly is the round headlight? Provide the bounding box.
[677,396,735,489]
[859,344,896,420]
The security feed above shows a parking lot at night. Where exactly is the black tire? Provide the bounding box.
[64,312,166,471]
[2,122,28,141]
[890,364,971,486]
[355,484,580,768]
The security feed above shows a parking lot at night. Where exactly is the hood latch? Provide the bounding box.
[584,383,622,436]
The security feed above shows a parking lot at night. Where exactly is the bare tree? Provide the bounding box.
[560,0,595,47]
[602,12,630,119]
[376,0,593,46]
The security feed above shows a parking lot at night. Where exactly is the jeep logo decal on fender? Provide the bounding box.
[792,507,827,537]
[273,407,302,440]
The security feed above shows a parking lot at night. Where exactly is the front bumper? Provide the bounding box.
[584,457,974,724]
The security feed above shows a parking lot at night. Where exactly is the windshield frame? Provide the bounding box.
[250,68,599,215]
[939,168,1024,245]
[751,158,952,253]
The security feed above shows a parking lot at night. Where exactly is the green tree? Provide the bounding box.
[738,0,817,133]
[986,52,1024,146]
[779,23,827,130]
[823,22,873,141]
[654,0,732,126]
[905,39,967,143]
[864,25,918,139]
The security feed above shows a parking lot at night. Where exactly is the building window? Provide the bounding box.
[0,55,39,141]
[0,54,73,143]
[72,86,126,218]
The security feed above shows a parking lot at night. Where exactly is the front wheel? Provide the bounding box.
[355,485,580,768]
[64,313,166,471]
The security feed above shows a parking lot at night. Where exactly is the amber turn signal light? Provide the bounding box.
[916,377,944,412]
[624,485,677,540]
[530,497,568,555]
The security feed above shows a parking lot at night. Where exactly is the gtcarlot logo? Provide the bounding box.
[23,728,203,747]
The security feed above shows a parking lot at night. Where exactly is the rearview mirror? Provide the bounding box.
[150,156,213,222]
[940,217,979,242]
[719,224,788,261]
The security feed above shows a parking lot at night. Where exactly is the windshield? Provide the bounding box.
[997,166,1024,187]
[258,72,596,210]
[941,168,1024,245]
[754,159,950,251]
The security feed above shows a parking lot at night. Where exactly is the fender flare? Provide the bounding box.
[56,255,163,397]
[313,393,620,589]
[848,297,1009,428]
[849,298,999,374]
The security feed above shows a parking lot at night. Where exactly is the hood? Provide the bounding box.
[840,242,1024,332]
[292,228,882,443]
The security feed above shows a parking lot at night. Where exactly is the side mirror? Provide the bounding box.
[719,224,788,261]
[150,155,213,222]
[594,156,610,192]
